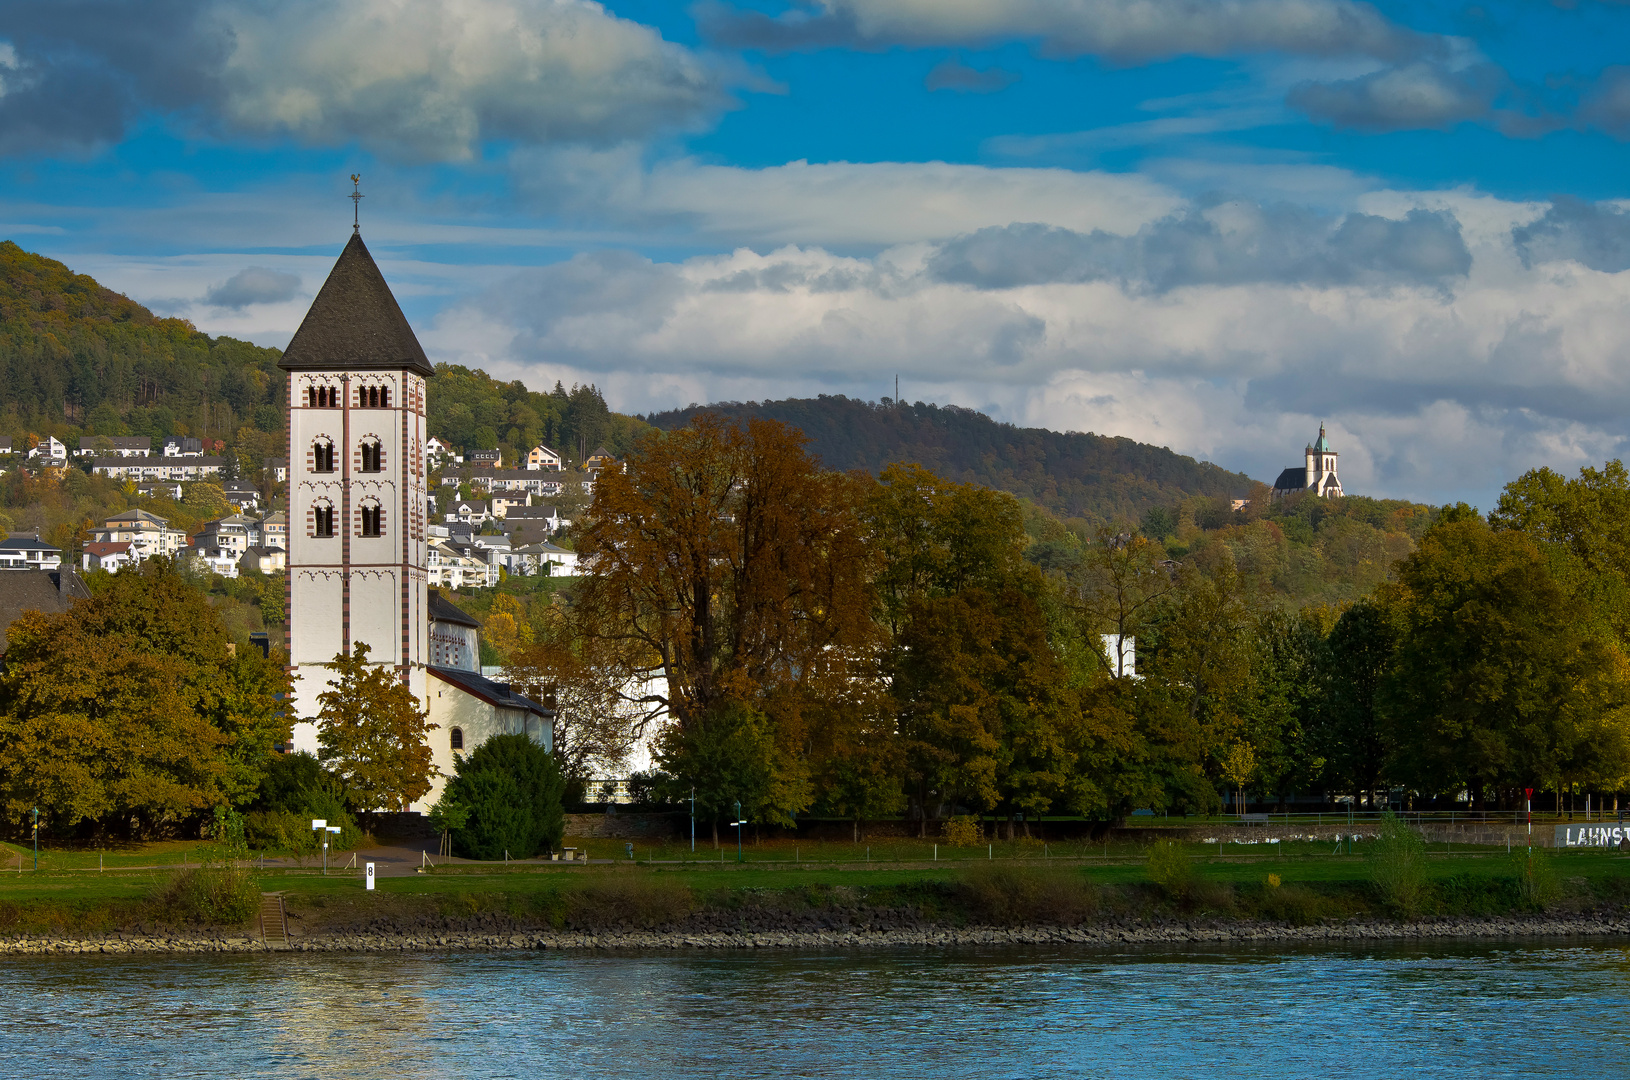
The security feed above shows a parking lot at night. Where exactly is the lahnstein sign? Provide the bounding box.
[1554,824,1630,848]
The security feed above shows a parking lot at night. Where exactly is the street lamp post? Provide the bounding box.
[690,787,696,855]
[32,807,38,871]
[312,818,330,874]
[733,800,744,864]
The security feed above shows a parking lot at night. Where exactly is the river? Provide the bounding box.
[2,941,1625,1077]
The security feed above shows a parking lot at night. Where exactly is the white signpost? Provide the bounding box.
[365,862,375,891]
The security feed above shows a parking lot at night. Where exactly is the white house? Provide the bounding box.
[162,436,205,457]
[513,540,579,576]
[91,456,225,482]
[75,436,151,458]
[81,541,134,573]
[239,546,287,576]
[0,536,62,570]
[428,541,499,589]
[424,437,452,469]
[184,540,239,578]
[27,436,67,462]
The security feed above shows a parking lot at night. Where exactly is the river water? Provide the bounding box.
[2,941,1625,1077]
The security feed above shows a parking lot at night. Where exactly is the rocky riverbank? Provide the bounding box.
[3,913,1629,954]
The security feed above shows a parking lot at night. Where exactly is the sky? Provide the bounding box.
[2,0,1630,507]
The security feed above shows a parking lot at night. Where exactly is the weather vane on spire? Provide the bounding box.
[350,174,364,232]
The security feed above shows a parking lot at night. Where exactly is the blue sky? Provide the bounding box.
[2,0,1630,506]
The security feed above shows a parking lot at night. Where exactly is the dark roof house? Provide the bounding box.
[0,568,90,651]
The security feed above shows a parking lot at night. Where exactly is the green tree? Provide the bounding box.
[313,642,436,811]
[444,732,564,859]
[1381,519,1630,808]
[1316,598,1395,806]
[655,700,784,845]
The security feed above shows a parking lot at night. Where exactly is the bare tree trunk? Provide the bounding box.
[712,820,719,849]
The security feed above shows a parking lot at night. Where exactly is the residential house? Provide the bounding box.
[27,436,67,462]
[91,456,226,482]
[445,500,492,527]
[0,536,63,571]
[259,510,287,550]
[472,533,512,569]
[238,546,287,576]
[75,435,151,458]
[499,504,571,544]
[524,444,563,471]
[469,447,502,468]
[185,539,239,578]
[222,482,261,512]
[0,437,12,455]
[427,541,498,589]
[81,541,134,573]
[162,436,205,457]
[135,481,184,500]
[92,509,181,561]
[0,568,90,651]
[264,457,288,483]
[197,514,260,558]
[585,447,617,476]
[489,492,528,518]
[424,437,453,468]
[513,540,579,577]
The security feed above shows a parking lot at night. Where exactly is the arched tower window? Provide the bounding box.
[359,499,384,538]
[308,385,340,408]
[360,437,383,473]
[356,384,393,409]
[312,499,335,538]
[450,727,464,750]
[311,437,335,473]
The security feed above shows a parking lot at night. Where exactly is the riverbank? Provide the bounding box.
[3,912,1630,954]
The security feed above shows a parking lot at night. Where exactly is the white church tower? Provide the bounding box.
[280,226,434,754]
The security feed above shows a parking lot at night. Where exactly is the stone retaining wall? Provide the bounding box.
[2,915,1627,954]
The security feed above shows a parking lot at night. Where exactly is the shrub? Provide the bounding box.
[1368,811,1427,916]
[562,875,695,930]
[1146,839,1195,898]
[253,752,328,812]
[153,865,260,926]
[446,733,566,860]
[1514,846,1561,910]
[942,816,982,847]
[244,786,362,855]
[957,863,1097,925]
[1256,882,1322,925]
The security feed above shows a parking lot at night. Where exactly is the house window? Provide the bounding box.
[450,727,464,750]
[312,438,335,473]
[360,438,383,473]
[360,503,383,537]
[309,386,339,408]
[313,504,335,538]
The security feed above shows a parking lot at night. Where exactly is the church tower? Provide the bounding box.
[279,230,434,754]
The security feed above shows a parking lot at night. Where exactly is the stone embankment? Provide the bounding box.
[2,915,1628,954]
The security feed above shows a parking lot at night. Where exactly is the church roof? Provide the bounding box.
[1312,423,1332,453]
[1272,467,1307,491]
[428,588,481,629]
[429,665,551,718]
[277,232,434,377]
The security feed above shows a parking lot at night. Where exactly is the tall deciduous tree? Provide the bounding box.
[314,642,436,811]
[575,413,875,727]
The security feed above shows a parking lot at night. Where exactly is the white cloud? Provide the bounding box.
[420,192,1630,506]
[699,0,1430,64]
[516,151,1186,245]
[218,0,733,160]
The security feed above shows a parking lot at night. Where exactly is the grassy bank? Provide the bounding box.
[0,837,1625,938]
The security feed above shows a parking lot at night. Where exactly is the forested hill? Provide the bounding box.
[644,395,1257,523]
[0,241,642,464]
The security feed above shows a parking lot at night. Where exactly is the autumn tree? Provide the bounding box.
[0,557,289,836]
[314,642,436,811]
[502,632,639,802]
[575,414,875,828]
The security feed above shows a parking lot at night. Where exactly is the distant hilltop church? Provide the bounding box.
[1271,424,1344,500]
